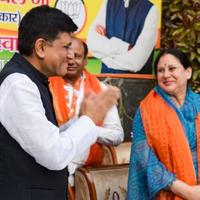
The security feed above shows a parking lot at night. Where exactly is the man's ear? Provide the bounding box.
[34,38,46,59]
[83,57,88,66]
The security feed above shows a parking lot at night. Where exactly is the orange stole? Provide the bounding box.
[49,70,104,166]
[49,77,68,126]
[140,90,200,200]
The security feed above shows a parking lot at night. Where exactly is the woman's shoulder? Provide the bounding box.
[187,88,200,110]
[188,88,200,99]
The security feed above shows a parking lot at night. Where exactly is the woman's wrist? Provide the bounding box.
[164,180,174,192]
[170,180,192,199]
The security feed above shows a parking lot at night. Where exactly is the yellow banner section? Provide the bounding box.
[0,0,161,40]
[0,0,51,31]
[76,0,103,39]
[150,0,162,27]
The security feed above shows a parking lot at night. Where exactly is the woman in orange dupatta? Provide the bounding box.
[127,49,200,200]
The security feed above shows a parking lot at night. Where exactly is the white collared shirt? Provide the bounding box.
[123,0,130,8]
[87,0,159,72]
[64,72,124,185]
[63,72,124,146]
[0,73,99,170]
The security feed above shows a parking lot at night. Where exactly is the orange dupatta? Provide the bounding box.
[140,90,200,200]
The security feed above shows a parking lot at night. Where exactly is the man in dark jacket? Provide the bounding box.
[0,5,120,200]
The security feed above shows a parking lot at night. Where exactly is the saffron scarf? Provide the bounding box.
[140,89,200,199]
[49,69,104,166]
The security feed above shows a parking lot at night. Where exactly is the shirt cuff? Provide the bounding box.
[61,115,98,153]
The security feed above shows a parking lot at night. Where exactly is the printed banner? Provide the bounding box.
[0,0,162,74]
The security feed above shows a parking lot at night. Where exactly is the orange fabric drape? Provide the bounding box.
[140,90,200,199]
[49,77,68,126]
[49,70,104,166]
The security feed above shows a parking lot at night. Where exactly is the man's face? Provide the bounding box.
[42,32,72,77]
[65,38,87,81]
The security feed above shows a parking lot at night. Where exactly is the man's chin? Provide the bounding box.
[64,73,78,79]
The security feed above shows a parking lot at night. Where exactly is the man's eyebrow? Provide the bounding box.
[64,42,72,48]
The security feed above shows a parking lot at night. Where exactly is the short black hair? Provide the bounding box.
[18,5,77,56]
[154,48,191,75]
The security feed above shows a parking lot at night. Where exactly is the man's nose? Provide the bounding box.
[67,53,75,64]
[67,51,73,59]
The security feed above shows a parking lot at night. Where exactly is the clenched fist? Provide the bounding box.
[80,86,120,124]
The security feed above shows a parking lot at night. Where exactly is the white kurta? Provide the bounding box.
[0,73,99,171]
[63,73,124,185]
